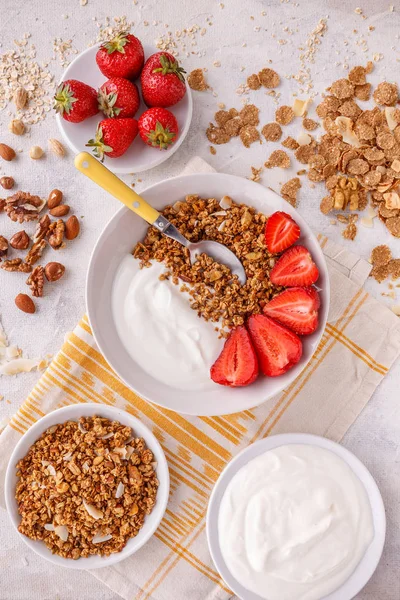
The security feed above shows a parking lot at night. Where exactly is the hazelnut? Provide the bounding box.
[8,119,25,135]
[15,293,35,314]
[47,189,63,209]
[0,176,14,190]
[44,262,65,282]
[29,145,44,160]
[10,230,30,250]
[50,204,70,217]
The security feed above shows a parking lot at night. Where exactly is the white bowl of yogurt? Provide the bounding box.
[86,172,329,416]
[206,433,386,600]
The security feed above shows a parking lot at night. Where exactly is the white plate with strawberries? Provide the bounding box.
[86,172,330,416]
[54,33,192,173]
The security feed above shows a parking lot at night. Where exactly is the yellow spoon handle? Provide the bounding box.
[74,152,160,225]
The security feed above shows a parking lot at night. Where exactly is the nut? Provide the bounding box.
[47,220,65,249]
[8,119,25,135]
[50,204,70,217]
[29,145,44,160]
[44,262,65,282]
[0,236,8,259]
[10,230,30,250]
[48,139,65,157]
[0,144,16,161]
[13,87,28,110]
[0,176,14,190]
[26,265,44,297]
[15,293,35,314]
[47,189,63,209]
[65,215,80,240]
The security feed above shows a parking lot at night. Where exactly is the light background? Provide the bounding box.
[0,0,399,598]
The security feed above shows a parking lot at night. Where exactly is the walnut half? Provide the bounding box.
[26,265,44,297]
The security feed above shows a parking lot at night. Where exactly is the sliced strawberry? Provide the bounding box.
[248,314,302,377]
[263,287,320,335]
[265,211,300,254]
[270,245,319,287]
[210,326,259,387]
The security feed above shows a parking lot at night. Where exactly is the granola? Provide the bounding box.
[133,195,283,331]
[15,416,158,559]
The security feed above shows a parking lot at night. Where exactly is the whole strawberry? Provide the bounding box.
[86,118,138,160]
[141,52,186,107]
[138,108,178,150]
[98,77,140,118]
[96,32,144,80]
[53,80,98,123]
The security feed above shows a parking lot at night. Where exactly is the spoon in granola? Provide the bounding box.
[75,152,247,284]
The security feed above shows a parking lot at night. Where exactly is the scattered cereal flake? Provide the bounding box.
[371,244,392,266]
[239,125,260,148]
[295,144,315,164]
[329,78,354,100]
[258,67,280,88]
[386,216,400,237]
[275,105,295,125]
[348,65,366,85]
[188,69,208,91]
[206,123,230,145]
[374,82,398,106]
[282,136,299,150]
[281,178,301,206]
[209,146,216,155]
[303,117,318,131]
[355,83,371,101]
[247,74,261,90]
[265,149,291,169]
[342,222,357,240]
[261,122,282,142]
[249,166,263,182]
[371,264,389,283]
[240,104,259,126]
[388,259,400,279]
[320,195,334,215]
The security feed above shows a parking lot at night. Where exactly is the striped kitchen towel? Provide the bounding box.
[1,158,400,600]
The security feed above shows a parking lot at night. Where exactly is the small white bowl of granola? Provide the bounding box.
[5,404,169,569]
[86,172,330,416]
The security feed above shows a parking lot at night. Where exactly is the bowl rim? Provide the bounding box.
[55,42,193,174]
[206,433,386,600]
[5,403,170,570]
[85,171,330,416]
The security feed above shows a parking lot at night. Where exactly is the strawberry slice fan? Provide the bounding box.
[211,210,321,388]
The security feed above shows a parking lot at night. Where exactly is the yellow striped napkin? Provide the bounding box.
[1,159,400,600]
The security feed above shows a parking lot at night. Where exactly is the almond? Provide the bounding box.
[47,189,63,209]
[13,87,28,110]
[50,204,70,217]
[65,215,80,240]
[15,293,35,314]
[44,262,65,282]
[0,176,14,190]
[0,143,16,161]
[48,138,66,157]
[10,230,30,250]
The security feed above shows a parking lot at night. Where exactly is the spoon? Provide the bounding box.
[74,152,247,284]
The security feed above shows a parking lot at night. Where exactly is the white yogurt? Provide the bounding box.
[218,444,374,600]
[112,256,223,390]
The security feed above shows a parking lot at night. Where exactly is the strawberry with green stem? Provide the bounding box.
[86,118,138,160]
[96,32,144,80]
[141,52,187,107]
[53,80,98,123]
[138,107,178,150]
[98,77,140,118]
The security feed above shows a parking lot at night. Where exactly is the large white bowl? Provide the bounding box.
[5,404,170,569]
[206,433,386,600]
[56,43,193,174]
[86,172,330,416]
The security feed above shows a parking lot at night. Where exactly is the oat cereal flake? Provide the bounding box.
[265,150,290,169]
[258,68,280,89]
[262,122,282,142]
[275,105,295,126]
[187,69,208,91]
[371,244,392,266]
